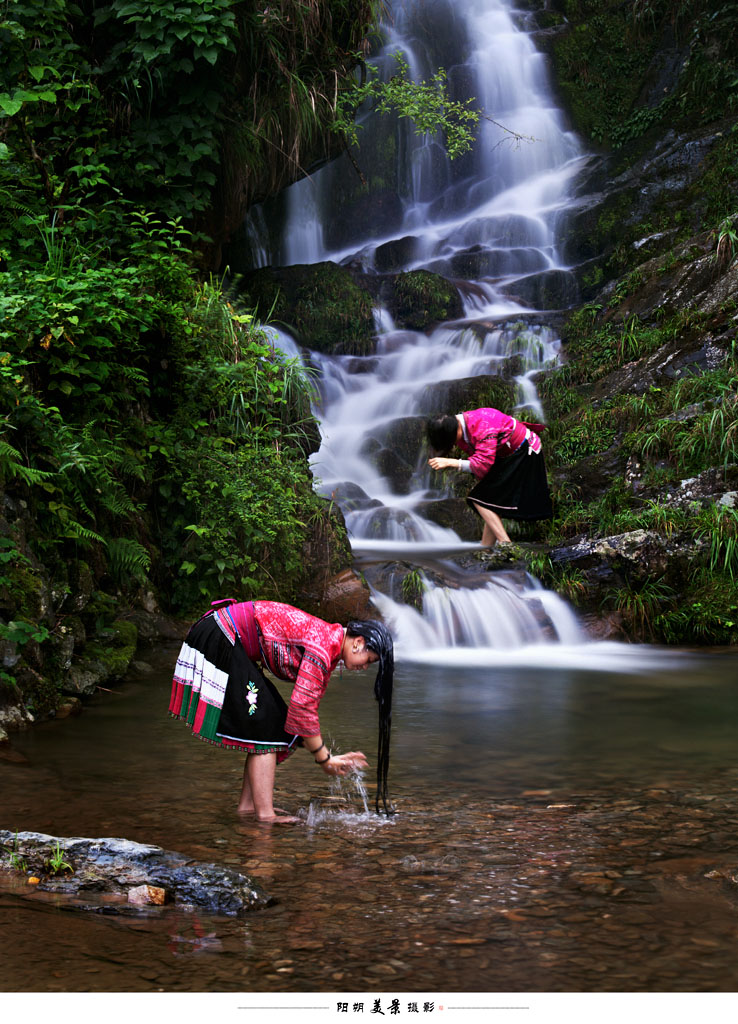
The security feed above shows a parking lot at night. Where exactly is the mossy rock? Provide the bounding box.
[13,663,60,720]
[420,375,518,417]
[388,270,463,331]
[64,618,138,697]
[239,262,375,356]
[6,563,48,620]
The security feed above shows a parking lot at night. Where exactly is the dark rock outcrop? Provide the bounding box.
[0,830,272,916]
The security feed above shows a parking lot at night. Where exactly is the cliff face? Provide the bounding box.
[514,0,738,643]
[203,0,382,266]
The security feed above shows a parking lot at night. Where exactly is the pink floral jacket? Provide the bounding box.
[458,408,542,479]
[216,600,344,737]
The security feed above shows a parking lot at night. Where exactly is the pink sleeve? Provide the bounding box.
[464,409,512,478]
[468,434,499,478]
[284,652,329,736]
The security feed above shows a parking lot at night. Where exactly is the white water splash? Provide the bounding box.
[302,771,396,829]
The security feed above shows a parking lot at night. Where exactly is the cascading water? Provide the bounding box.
[249,0,593,659]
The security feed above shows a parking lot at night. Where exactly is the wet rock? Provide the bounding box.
[551,446,625,503]
[67,560,95,614]
[502,268,580,311]
[416,497,480,541]
[310,569,373,623]
[0,830,272,915]
[421,374,518,417]
[64,661,107,697]
[563,122,728,281]
[238,261,376,356]
[328,482,382,514]
[374,235,420,273]
[128,884,167,906]
[578,336,730,412]
[0,702,33,738]
[54,697,82,720]
[360,416,427,494]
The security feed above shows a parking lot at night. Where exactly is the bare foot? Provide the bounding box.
[255,813,302,826]
[238,806,290,816]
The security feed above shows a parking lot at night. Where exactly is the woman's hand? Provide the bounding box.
[428,456,458,471]
[321,751,368,775]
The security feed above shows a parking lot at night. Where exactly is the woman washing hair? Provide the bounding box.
[169,599,394,822]
[427,408,552,546]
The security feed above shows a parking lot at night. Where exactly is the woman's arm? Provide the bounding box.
[428,456,470,471]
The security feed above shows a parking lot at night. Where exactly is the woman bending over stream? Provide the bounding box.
[169,599,394,823]
[427,408,552,546]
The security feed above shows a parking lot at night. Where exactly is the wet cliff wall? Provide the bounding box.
[510,0,738,643]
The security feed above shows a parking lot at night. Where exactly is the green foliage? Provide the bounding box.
[241,263,376,356]
[107,538,152,585]
[0,619,50,646]
[0,0,396,710]
[552,0,738,149]
[45,840,72,875]
[716,215,738,266]
[0,0,238,239]
[392,271,462,331]
[163,433,330,609]
[551,408,618,465]
[694,504,738,580]
[622,374,738,478]
[335,53,480,160]
[6,833,28,873]
[400,569,426,611]
[558,308,701,389]
[552,3,661,147]
[651,566,738,645]
[604,575,676,640]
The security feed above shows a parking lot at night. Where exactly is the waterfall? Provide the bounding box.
[246,0,591,658]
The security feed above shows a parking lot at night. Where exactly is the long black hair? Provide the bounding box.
[426,414,459,455]
[347,619,395,815]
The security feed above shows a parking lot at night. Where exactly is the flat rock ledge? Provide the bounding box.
[0,830,272,916]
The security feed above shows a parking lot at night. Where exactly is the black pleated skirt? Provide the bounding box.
[466,441,553,521]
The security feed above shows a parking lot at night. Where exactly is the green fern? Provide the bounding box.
[107,537,151,583]
[0,439,54,485]
[65,520,106,545]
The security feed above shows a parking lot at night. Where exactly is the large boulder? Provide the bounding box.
[550,528,707,593]
[239,262,376,355]
[419,375,519,417]
[385,270,464,331]
[0,831,271,916]
[360,416,427,495]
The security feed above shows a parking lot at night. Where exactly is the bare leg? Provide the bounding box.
[472,502,511,546]
[238,757,254,812]
[238,753,300,824]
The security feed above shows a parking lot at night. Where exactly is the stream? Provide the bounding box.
[3,643,738,998]
[3,0,738,1009]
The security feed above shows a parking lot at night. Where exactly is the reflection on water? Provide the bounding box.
[3,644,738,993]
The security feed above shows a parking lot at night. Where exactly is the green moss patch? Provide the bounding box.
[240,262,376,355]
